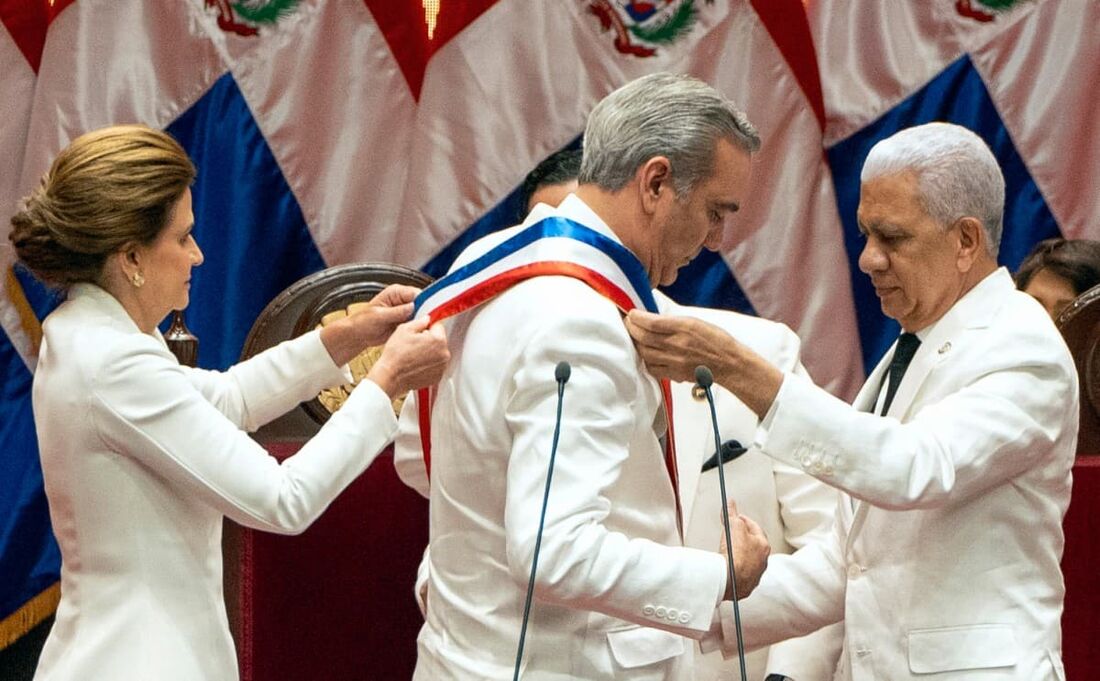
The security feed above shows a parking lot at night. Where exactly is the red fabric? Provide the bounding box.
[748,0,826,131]
[1062,456,1100,679]
[361,0,497,99]
[234,444,427,681]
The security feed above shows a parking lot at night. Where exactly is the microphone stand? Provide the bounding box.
[512,361,571,681]
[695,365,748,681]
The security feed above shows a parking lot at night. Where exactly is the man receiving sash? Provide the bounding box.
[394,73,770,680]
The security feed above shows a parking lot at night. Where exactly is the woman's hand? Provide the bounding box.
[366,316,450,399]
[320,284,420,366]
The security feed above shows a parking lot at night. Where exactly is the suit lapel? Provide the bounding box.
[845,270,1010,550]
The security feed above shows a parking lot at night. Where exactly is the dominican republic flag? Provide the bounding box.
[1,0,1095,649]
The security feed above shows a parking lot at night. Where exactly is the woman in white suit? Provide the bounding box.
[8,124,449,681]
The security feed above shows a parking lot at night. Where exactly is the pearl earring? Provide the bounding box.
[131,271,145,288]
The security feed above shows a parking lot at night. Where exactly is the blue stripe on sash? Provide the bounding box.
[414,217,657,315]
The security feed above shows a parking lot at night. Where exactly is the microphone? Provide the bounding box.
[701,439,747,473]
[694,365,748,681]
[513,361,571,681]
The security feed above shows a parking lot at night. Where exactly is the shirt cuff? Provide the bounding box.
[753,372,793,450]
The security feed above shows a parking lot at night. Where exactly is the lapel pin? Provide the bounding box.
[938,341,952,354]
[691,385,706,401]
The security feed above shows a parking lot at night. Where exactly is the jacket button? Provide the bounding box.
[655,606,667,618]
[667,608,679,620]
[679,612,691,624]
[643,604,655,616]
[847,564,863,579]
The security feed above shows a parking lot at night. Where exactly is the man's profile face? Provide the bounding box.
[649,138,751,287]
[856,171,968,332]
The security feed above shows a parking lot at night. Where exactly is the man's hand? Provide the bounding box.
[624,309,784,418]
[718,500,770,600]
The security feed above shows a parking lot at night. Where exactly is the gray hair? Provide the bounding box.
[861,122,1005,256]
[578,73,760,196]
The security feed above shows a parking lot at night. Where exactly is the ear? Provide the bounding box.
[955,216,985,272]
[637,156,673,216]
[115,242,144,278]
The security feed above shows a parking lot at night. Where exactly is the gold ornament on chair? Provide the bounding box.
[315,303,407,417]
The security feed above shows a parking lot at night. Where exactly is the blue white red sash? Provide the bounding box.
[412,216,681,529]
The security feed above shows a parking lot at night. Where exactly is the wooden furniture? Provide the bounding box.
[1057,283,1100,678]
[1057,283,1100,457]
[227,263,432,681]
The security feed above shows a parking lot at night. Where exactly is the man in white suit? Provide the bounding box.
[659,294,842,681]
[396,73,772,680]
[627,122,1078,680]
[399,149,842,681]
[516,149,845,681]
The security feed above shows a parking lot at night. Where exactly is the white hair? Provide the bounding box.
[861,122,1005,256]
[579,73,760,196]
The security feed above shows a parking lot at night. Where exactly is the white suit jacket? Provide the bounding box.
[395,195,728,681]
[658,294,843,681]
[32,283,398,681]
[730,268,1077,680]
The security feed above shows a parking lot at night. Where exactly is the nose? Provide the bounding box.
[858,238,887,274]
[702,223,725,252]
[191,240,205,267]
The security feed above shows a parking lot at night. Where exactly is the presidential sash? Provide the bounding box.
[412,216,681,528]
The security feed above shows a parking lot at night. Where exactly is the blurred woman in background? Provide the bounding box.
[1016,237,1100,319]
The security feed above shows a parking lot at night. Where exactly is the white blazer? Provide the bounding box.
[658,294,843,681]
[31,284,398,681]
[730,269,1077,680]
[396,196,728,681]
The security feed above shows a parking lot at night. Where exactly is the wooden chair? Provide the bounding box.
[226,262,432,681]
[1055,283,1100,678]
[1056,282,1100,457]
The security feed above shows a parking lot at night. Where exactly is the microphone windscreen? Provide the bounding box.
[694,365,713,389]
[555,361,571,384]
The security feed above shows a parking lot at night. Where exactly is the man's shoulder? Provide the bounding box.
[656,292,800,367]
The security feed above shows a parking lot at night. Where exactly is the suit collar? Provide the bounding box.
[846,268,1013,534]
[65,282,167,346]
[884,267,1012,419]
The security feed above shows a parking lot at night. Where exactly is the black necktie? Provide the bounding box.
[879,332,921,415]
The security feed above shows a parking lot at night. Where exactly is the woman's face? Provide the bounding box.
[138,188,204,317]
[1024,267,1078,319]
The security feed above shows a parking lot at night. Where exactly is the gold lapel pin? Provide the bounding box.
[938,341,952,354]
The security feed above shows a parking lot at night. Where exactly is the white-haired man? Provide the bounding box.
[627,122,1078,680]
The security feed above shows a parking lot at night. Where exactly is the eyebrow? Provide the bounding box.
[715,200,740,213]
[857,219,904,235]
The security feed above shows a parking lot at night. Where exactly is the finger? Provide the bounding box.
[428,321,447,340]
[387,284,422,304]
[373,302,413,323]
[626,309,687,335]
[726,499,740,518]
[739,514,768,543]
[401,316,432,333]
